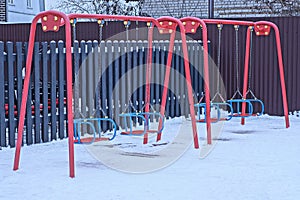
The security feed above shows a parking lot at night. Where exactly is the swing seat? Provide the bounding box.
[119,112,164,136]
[74,137,109,143]
[120,129,160,136]
[245,98,264,116]
[74,118,117,144]
[227,99,254,118]
[194,102,233,123]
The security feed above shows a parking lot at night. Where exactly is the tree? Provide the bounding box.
[250,0,300,16]
[140,0,205,18]
[53,0,144,15]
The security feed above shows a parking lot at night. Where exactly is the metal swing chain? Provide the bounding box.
[247,26,257,99]
[211,24,226,103]
[98,19,104,42]
[71,19,81,118]
[216,24,222,96]
[72,19,77,42]
[123,21,137,113]
[92,19,109,118]
[234,25,240,93]
[135,21,139,41]
[230,25,243,99]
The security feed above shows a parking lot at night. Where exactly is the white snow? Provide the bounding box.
[1,115,300,200]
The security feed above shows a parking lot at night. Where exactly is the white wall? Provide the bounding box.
[7,0,43,22]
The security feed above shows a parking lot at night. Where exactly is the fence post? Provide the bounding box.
[58,41,66,139]
[41,42,49,142]
[106,40,113,130]
[0,42,5,147]
[50,41,57,140]
[34,42,41,143]
[6,42,16,147]
[16,42,23,143]
[113,40,120,126]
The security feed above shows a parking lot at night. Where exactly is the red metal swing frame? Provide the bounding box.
[189,17,290,128]
[13,11,207,178]
[13,11,75,177]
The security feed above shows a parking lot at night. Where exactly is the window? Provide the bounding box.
[8,0,14,5]
[27,0,32,8]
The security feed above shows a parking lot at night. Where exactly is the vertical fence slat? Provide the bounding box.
[154,41,160,119]
[0,42,5,147]
[42,42,49,142]
[132,41,138,113]
[113,40,120,125]
[58,41,65,139]
[119,41,126,129]
[127,40,133,116]
[73,41,80,119]
[100,41,108,131]
[34,42,41,143]
[7,42,15,147]
[26,65,33,145]
[107,41,113,129]
[93,40,100,118]
[137,41,144,124]
[170,41,176,118]
[80,41,87,123]
[86,41,93,119]
[50,41,57,140]
[160,41,167,116]
[16,42,23,142]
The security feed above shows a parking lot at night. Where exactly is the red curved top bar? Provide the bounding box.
[203,19,255,26]
[68,13,160,27]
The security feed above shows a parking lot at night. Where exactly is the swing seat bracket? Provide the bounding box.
[254,24,271,36]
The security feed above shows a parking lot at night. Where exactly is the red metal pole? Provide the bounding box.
[64,15,75,178]
[13,16,38,171]
[259,21,290,128]
[241,27,252,125]
[143,25,154,144]
[181,17,211,145]
[13,11,75,178]
[179,28,199,149]
[157,31,176,142]
[199,20,212,145]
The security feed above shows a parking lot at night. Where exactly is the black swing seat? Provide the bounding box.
[194,102,234,123]
[73,117,117,144]
[119,112,164,136]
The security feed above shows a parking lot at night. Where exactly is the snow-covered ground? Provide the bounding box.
[1,115,300,200]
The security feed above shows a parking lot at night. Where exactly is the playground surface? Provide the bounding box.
[1,115,300,200]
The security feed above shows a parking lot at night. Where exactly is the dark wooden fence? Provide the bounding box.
[1,16,300,148]
[0,40,204,148]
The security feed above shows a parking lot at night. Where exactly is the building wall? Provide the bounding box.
[7,0,43,22]
[0,0,6,22]
[142,0,300,18]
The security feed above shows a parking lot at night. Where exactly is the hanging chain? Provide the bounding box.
[246,26,258,99]
[230,25,243,99]
[248,26,253,91]
[216,24,223,94]
[124,21,134,111]
[98,19,105,42]
[135,21,139,41]
[234,25,240,92]
[211,24,227,102]
[71,19,77,42]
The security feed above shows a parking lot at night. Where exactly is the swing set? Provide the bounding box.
[13,11,289,178]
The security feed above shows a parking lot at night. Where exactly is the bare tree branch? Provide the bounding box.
[54,0,140,15]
